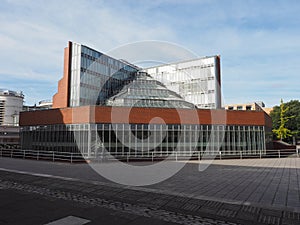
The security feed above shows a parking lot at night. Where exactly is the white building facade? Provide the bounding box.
[0,89,24,126]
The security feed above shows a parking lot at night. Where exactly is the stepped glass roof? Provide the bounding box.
[106,72,196,109]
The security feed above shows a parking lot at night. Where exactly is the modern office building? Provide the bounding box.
[19,41,273,159]
[143,56,221,109]
[52,42,220,109]
[52,42,139,108]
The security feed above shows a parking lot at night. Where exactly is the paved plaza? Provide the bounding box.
[0,157,299,224]
[152,158,300,211]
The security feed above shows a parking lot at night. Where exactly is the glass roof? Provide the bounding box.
[106,72,196,109]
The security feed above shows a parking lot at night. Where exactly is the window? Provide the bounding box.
[228,106,233,110]
[237,106,243,110]
[246,105,252,111]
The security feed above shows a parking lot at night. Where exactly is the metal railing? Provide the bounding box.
[0,149,84,163]
[0,148,299,163]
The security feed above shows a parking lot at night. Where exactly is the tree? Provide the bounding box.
[270,99,300,143]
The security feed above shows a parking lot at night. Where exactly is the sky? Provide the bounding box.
[0,0,299,107]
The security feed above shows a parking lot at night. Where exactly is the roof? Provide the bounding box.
[106,72,196,109]
[0,89,24,98]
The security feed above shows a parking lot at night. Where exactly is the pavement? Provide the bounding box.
[0,157,299,224]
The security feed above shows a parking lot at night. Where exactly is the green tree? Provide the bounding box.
[270,99,300,143]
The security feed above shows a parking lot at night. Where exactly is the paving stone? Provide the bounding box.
[1,158,300,224]
[257,209,282,225]
[235,205,260,223]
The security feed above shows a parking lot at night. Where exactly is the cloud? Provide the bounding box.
[0,0,176,104]
[0,0,299,106]
[108,41,199,66]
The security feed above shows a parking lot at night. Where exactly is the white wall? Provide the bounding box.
[0,95,23,126]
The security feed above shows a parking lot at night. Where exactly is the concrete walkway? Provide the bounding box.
[0,157,299,224]
[150,158,300,211]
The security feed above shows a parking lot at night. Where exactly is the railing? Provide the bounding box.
[0,148,299,163]
[0,149,84,163]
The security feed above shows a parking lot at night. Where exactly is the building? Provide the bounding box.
[225,102,265,111]
[143,56,221,109]
[0,89,23,148]
[20,106,272,158]
[23,100,53,111]
[38,100,52,109]
[262,107,273,115]
[0,125,20,148]
[52,42,220,109]
[0,89,24,126]
[52,42,139,108]
[19,41,273,159]
[106,72,196,108]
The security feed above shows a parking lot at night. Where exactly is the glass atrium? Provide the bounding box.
[106,72,196,109]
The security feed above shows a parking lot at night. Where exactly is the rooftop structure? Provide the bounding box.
[225,102,265,111]
[23,100,53,112]
[106,72,196,109]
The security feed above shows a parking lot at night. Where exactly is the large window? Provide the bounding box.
[21,123,266,158]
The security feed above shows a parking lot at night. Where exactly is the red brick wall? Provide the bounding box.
[52,42,72,108]
[20,106,272,129]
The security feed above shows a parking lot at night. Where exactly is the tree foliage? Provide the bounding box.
[270,99,300,143]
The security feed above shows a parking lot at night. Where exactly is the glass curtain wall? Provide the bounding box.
[144,56,220,109]
[69,43,139,107]
[21,124,266,158]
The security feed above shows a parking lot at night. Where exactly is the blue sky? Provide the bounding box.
[0,0,299,107]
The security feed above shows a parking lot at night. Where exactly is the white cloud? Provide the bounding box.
[0,0,299,105]
[0,0,177,104]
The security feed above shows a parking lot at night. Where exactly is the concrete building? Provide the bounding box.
[0,89,23,148]
[0,89,24,126]
[19,41,272,159]
[225,102,265,111]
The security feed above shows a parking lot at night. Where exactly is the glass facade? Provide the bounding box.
[21,124,266,159]
[69,43,139,107]
[67,43,221,109]
[144,56,221,109]
[106,72,196,108]
[67,43,221,110]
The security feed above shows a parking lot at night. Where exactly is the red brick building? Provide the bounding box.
[19,42,272,159]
